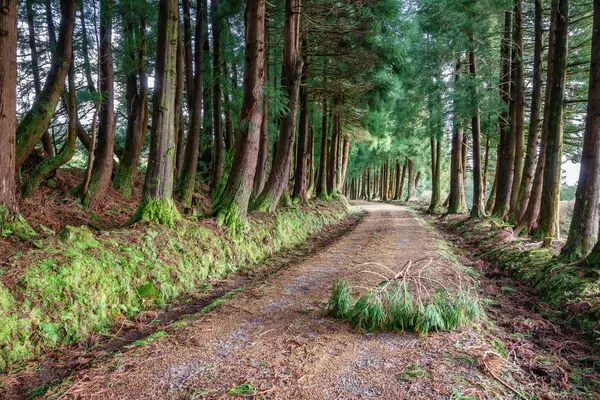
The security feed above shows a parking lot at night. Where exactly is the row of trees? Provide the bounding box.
[344,0,600,263]
[0,0,397,233]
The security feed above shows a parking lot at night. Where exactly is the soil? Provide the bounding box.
[5,202,600,399]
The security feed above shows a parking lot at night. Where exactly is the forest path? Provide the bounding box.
[42,203,599,399]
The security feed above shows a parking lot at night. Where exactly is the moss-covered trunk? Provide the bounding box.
[293,43,309,203]
[133,0,181,226]
[211,0,266,228]
[448,60,465,214]
[561,0,600,259]
[469,41,485,218]
[15,0,77,169]
[252,0,302,212]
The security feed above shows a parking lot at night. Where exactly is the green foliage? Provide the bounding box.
[0,200,348,371]
[328,280,483,334]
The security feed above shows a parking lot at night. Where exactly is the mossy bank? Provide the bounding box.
[435,214,600,335]
[0,199,349,371]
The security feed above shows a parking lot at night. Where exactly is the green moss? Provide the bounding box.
[0,207,36,240]
[131,196,181,226]
[60,226,98,248]
[0,199,348,371]
[215,202,246,238]
[112,164,135,199]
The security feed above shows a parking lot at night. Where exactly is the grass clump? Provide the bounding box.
[228,383,258,396]
[327,260,483,334]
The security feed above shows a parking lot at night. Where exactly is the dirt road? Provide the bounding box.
[37,203,600,399]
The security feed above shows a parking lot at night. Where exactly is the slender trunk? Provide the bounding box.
[327,104,339,194]
[405,159,414,202]
[133,0,181,225]
[561,0,600,258]
[252,16,269,200]
[81,0,115,208]
[509,0,525,218]
[339,136,350,192]
[211,0,266,224]
[483,133,490,195]
[79,0,96,93]
[308,126,315,192]
[448,59,465,213]
[0,0,21,226]
[382,161,389,202]
[493,10,514,218]
[26,0,54,157]
[316,97,328,196]
[252,0,302,212]
[16,0,77,168]
[486,143,499,213]
[470,39,485,217]
[211,0,224,190]
[517,3,557,234]
[175,22,186,176]
[223,59,234,151]
[533,0,568,243]
[293,39,309,203]
[182,0,194,106]
[397,159,407,200]
[516,0,543,221]
[114,7,148,198]
[177,0,205,208]
[25,59,78,197]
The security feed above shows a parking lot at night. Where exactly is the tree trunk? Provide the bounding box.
[486,144,499,213]
[561,0,600,258]
[211,0,224,191]
[16,0,77,169]
[429,137,442,212]
[251,0,302,212]
[308,126,315,193]
[0,0,24,231]
[382,161,389,202]
[515,0,543,221]
[211,0,266,225]
[81,0,115,208]
[25,59,78,197]
[493,10,514,218]
[316,97,328,197]
[339,136,350,192]
[397,159,407,200]
[533,0,568,243]
[252,16,269,200]
[133,0,181,225]
[509,0,525,218]
[470,40,485,217]
[175,22,186,176]
[79,0,95,93]
[405,159,414,202]
[114,6,148,198]
[26,0,54,157]
[448,59,465,213]
[327,104,339,195]
[182,0,194,107]
[516,2,556,234]
[293,41,309,203]
[177,0,205,209]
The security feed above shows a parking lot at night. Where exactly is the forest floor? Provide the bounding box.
[9,202,600,399]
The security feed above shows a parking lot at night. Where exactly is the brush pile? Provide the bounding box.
[327,258,483,334]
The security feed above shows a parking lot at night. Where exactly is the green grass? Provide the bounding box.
[201,288,244,314]
[228,383,258,396]
[398,363,428,380]
[327,280,483,334]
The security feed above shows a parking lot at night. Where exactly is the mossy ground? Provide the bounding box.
[0,199,348,371]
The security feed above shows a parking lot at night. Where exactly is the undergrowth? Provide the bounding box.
[0,199,348,371]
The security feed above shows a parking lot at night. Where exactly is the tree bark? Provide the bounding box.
[79,0,96,93]
[561,0,600,259]
[327,104,339,195]
[113,5,148,198]
[308,126,315,193]
[182,0,194,106]
[470,40,485,217]
[397,159,407,200]
[175,22,186,176]
[405,159,414,202]
[316,97,328,197]
[16,0,77,169]
[211,0,224,191]
[0,0,21,225]
[339,136,350,192]
[492,10,514,218]
[448,59,465,214]
[293,41,309,203]
[26,0,54,157]
[81,0,115,209]
[133,0,181,225]
[211,0,266,224]
[515,0,543,222]
[252,0,302,212]
[509,0,525,218]
[177,0,205,208]
[533,0,568,243]
[252,15,269,200]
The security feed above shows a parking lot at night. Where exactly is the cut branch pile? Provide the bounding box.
[327,258,483,334]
